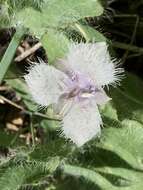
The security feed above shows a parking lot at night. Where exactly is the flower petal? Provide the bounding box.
[24,61,67,106]
[94,89,111,105]
[62,100,102,146]
[64,42,124,86]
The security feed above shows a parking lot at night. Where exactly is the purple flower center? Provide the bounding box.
[62,71,98,102]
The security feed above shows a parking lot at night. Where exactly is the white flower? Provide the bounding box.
[63,42,124,87]
[63,102,102,146]
[24,42,124,146]
[24,61,68,106]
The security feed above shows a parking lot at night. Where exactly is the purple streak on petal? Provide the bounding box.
[62,70,109,105]
[57,66,111,114]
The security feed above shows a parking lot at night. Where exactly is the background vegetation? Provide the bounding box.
[0,0,143,189]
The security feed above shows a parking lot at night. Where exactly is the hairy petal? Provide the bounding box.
[55,59,74,79]
[62,101,102,146]
[65,42,124,86]
[94,89,111,105]
[24,62,67,106]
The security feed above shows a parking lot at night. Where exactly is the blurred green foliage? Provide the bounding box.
[0,0,143,189]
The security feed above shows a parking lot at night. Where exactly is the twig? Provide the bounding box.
[4,76,22,80]
[0,95,24,110]
[0,95,62,121]
[127,53,142,59]
[114,14,138,18]
[32,112,62,121]
[0,85,61,121]
[14,42,42,62]
[107,29,131,39]
[0,86,10,91]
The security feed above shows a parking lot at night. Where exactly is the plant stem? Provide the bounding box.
[0,27,27,83]
[0,95,24,110]
[30,115,35,147]
[122,15,139,63]
[112,41,143,54]
[0,95,61,121]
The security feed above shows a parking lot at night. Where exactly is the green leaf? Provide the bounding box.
[29,139,73,161]
[41,30,69,63]
[95,167,141,183]
[0,0,43,28]
[7,0,43,11]
[41,0,103,27]
[0,2,10,28]
[99,125,143,170]
[62,164,115,189]
[13,0,103,35]
[0,27,26,83]
[121,73,143,104]
[94,166,143,190]
[74,23,107,42]
[109,73,143,124]
[40,119,59,132]
[0,131,22,147]
[101,101,118,121]
[0,158,60,190]
[67,124,143,189]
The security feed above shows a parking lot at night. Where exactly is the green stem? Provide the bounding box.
[0,27,27,83]
[112,41,143,54]
[122,15,139,63]
[30,115,35,147]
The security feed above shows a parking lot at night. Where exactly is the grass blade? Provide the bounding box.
[0,27,27,83]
